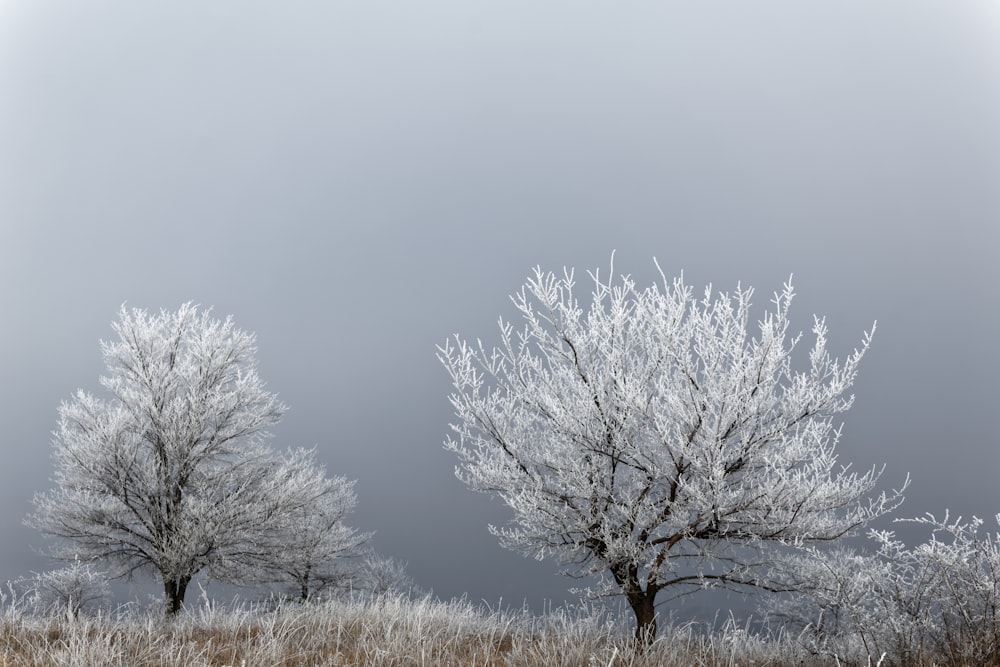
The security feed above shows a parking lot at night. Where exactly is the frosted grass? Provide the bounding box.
[0,591,834,667]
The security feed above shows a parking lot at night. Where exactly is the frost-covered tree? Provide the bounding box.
[359,554,422,598]
[770,513,1000,666]
[29,303,362,615]
[27,558,109,618]
[438,261,906,643]
[259,464,372,602]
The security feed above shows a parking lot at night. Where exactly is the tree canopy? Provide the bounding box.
[439,262,906,642]
[30,303,366,614]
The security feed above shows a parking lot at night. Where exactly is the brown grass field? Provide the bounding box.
[0,594,818,667]
[0,593,952,667]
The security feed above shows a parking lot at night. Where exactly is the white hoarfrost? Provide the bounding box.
[27,557,110,618]
[259,464,372,602]
[768,512,1000,665]
[29,303,367,614]
[438,261,906,642]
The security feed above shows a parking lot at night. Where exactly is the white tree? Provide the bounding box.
[438,261,906,643]
[771,513,1000,665]
[29,303,362,615]
[259,460,372,602]
[27,558,110,618]
[359,554,422,598]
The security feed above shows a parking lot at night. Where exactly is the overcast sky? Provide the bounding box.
[1,1,998,616]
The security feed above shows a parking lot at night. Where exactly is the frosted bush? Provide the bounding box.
[766,512,1000,666]
[27,559,110,618]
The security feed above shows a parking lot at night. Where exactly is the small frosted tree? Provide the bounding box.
[27,558,109,618]
[29,303,363,615]
[259,460,372,602]
[438,261,906,643]
[359,554,422,598]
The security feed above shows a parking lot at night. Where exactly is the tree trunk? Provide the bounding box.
[163,576,190,616]
[609,560,659,647]
[300,566,311,603]
[628,589,658,647]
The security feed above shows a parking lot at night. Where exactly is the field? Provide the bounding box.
[0,593,850,667]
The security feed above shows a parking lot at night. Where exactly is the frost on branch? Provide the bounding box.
[438,261,906,643]
[256,455,373,602]
[358,554,422,598]
[26,558,109,618]
[767,513,1000,666]
[28,303,367,615]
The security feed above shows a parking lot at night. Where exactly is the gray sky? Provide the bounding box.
[1,1,998,615]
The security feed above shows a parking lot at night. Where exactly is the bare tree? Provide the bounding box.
[438,261,906,643]
[29,303,361,615]
[260,463,372,602]
[359,554,422,598]
[27,558,109,618]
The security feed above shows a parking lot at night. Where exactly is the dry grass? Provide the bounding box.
[0,593,859,666]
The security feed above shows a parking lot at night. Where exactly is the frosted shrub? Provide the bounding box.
[767,513,1000,666]
[27,559,110,618]
[358,554,422,598]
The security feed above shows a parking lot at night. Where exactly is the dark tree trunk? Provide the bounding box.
[300,566,311,603]
[628,589,658,647]
[609,559,659,647]
[164,576,190,616]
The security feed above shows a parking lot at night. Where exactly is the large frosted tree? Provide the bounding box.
[438,261,906,643]
[30,303,363,614]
